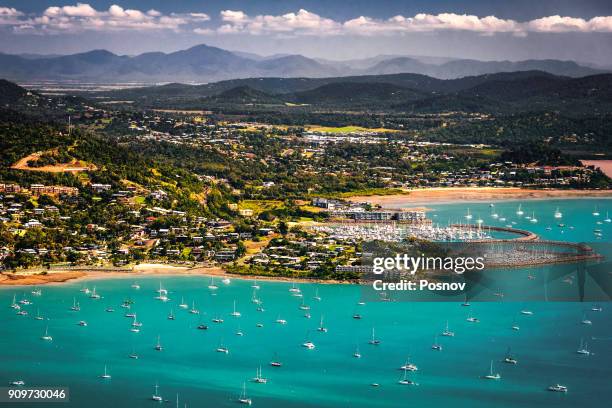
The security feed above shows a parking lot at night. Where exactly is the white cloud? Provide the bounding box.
[218,9,612,36]
[5,3,214,34]
[219,9,341,35]
[2,5,612,37]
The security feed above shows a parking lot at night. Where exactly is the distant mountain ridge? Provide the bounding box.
[96,70,612,114]
[0,44,607,83]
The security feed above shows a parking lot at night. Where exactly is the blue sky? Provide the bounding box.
[1,1,612,65]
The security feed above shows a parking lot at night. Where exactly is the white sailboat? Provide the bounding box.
[530,212,538,223]
[593,206,600,216]
[230,300,241,317]
[179,297,188,309]
[353,346,362,358]
[503,347,518,364]
[465,208,473,220]
[151,384,163,401]
[399,357,418,371]
[313,289,322,301]
[189,301,199,314]
[554,208,563,218]
[441,321,455,337]
[516,204,524,216]
[398,370,416,385]
[548,384,568,392]
[208,277,218,290]
[131,282,140,290]
[482,360,501,380]
[70,297,80,311]
[317,316,328,332]
[41,326,53,341]
[251,280,260,290]
[90,287,101,299]
[368,328,381,345]
[154,335,163,351]
[576,338,591,356]
[34,308,43,320]
[238,382,252,405]
[100,365,111,379]
[167,308,175,320]
[605,212,611,223]
[252,366,268,384]
[431,335,442,351]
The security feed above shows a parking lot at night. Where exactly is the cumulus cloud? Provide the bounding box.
[2,5,612,37]
[217,9,612,36]
[5,3,213,34]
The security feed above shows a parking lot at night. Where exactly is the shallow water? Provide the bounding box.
[1,198,611,407]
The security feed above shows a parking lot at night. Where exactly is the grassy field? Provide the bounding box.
[306,125,398,134]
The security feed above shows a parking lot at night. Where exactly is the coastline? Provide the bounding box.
[0,264,350,287]
[347,187,612,207]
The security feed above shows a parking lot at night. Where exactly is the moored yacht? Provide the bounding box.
[238,382,252,405]
[368,328,381,345]
[548,384,568,392]
[482,360,501,380]
[100,365,111,379]
[41,326,52,341]
[441,321,454,337]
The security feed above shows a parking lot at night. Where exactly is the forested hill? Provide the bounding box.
[96,71,612,114]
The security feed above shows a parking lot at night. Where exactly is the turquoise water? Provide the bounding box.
[1,198,611,407]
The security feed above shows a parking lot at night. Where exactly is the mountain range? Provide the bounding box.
[0,44,607,84]
[98,70,612,115]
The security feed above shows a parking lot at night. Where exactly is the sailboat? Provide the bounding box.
[216,339,229,354]
[70,297,80,311]
[548,384,568,393]
[400,358,418,371]
[129,347,139,359]
[461,295,470,307]
[503,347,518,364]
[466,312,480,323]
[178,297,188,309]
[131,282,140,290]
[353,346,362,358]
[554,208,563,218]
[252,366,268,384]
[238,382,252,405]
[154,335,163,351]
[441,321,455,337]
[10,294,20,310]
[530,212,538,223]
[251,280,260,290]
[155,282,169,302]
[516,204,524,216]
[431,335,442,351]
[230,300,241,317]
[289,282,300,293]
[270,352,282,367]
[368,328,381,345]
[275,316,287,325]
[398,370,416,385]
[235,325,244,336]
[298,299,310,310]
[189,301,199,314]
[317,316,328,332]
[100,365,111,379]
[90,287,101,299]
[208,277,218,290]
[151,384,163,401]
[605,212,611,223]
[313,289,321,301]
[581,313,592,325]
[465,208,473,220]
[41,326,53,341]
[167,308,175,320]
[593,206,600,216]
[576,338,591,356]
[482,360,501,380]
[34,308,43,320]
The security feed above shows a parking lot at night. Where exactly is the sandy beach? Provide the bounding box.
[0,264,349,287]
[347,187,612,207]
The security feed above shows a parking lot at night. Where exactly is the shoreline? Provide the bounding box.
[347,187,612,207]
[0,265,351,287]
